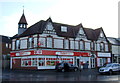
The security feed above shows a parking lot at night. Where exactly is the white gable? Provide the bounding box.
[98,31,107,42]
[79,28,85,35]
[99,31,104,38]
[46,22,54,30]
[77,28,87,40]
[43,22,56,34]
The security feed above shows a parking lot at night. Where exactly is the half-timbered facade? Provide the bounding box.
[10,13,111,70]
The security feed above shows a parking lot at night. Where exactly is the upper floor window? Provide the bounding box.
[100,42,105,51]
[80,40,84,50]
[75,41,79,50]
[34,37,38,47]
[85,42,90,50]
[61,26,67,32]
[20,39,27,49]
[97,43,100,51]
[38,37,46,47]
[70,40,74,49]
[54,39,63,49]
[6,43,8,48]
[16,40,20,50]
[28,37,33,48]
[105,44,108,51]
[9,44,11,49]
[12,41,15,50]
[91,42,94,50]
[64,39,69,49]
[47,37,52,48]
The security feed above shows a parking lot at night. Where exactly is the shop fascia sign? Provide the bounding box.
[34,50,42,54]
[56,51,74,55]
[16,51,31,56]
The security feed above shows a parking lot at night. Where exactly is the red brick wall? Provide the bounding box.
[12,58,37,70]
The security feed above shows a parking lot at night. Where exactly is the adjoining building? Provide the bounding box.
[10,12,111,70]
[107,37,120,63]
[1,35,11,69]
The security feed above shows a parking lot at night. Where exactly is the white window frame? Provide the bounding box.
[80,40,84,50]
[16,40,20,50]
[28,37,33,48]
[64,39,69,49]
[61,26,67,32]
[47,37,52,48]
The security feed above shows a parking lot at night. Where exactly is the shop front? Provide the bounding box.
[10,49,90,70]
[97,52,111,68]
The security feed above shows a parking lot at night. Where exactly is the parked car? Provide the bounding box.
[99,63,120,74]
[55,62,78,72]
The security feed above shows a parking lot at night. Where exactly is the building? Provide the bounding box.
[108,37,120,63]
[1,35,11,69]
[10,12,111,70]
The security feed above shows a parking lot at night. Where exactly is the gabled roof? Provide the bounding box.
[82,27,108,41]
[14,18,108,42]
[107,37,120,45]
[18,13,28,24]
[17,18,80,38]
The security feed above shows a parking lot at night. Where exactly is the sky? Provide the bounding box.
[0,0,119,38]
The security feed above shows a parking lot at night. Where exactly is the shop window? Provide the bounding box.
[21,58,31,66]
[31,58,37,66]
[46,58,56,66]
[61,58,73,64]
[38,58,45,66]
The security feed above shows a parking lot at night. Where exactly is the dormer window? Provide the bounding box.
[61,26,67,32]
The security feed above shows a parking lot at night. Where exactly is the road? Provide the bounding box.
[1,69,120,82]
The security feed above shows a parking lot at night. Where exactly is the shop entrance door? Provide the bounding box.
[77,59,79,67]
[90,58,95,68]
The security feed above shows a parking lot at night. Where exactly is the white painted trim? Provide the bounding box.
[10,57,12,69]
[37,66,55,69]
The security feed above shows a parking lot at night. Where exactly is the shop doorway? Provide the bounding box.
[99,58,107,67]
[77,59,80,67]
[90,58,95,68]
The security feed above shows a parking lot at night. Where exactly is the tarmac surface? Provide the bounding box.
[1,69,120,83]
